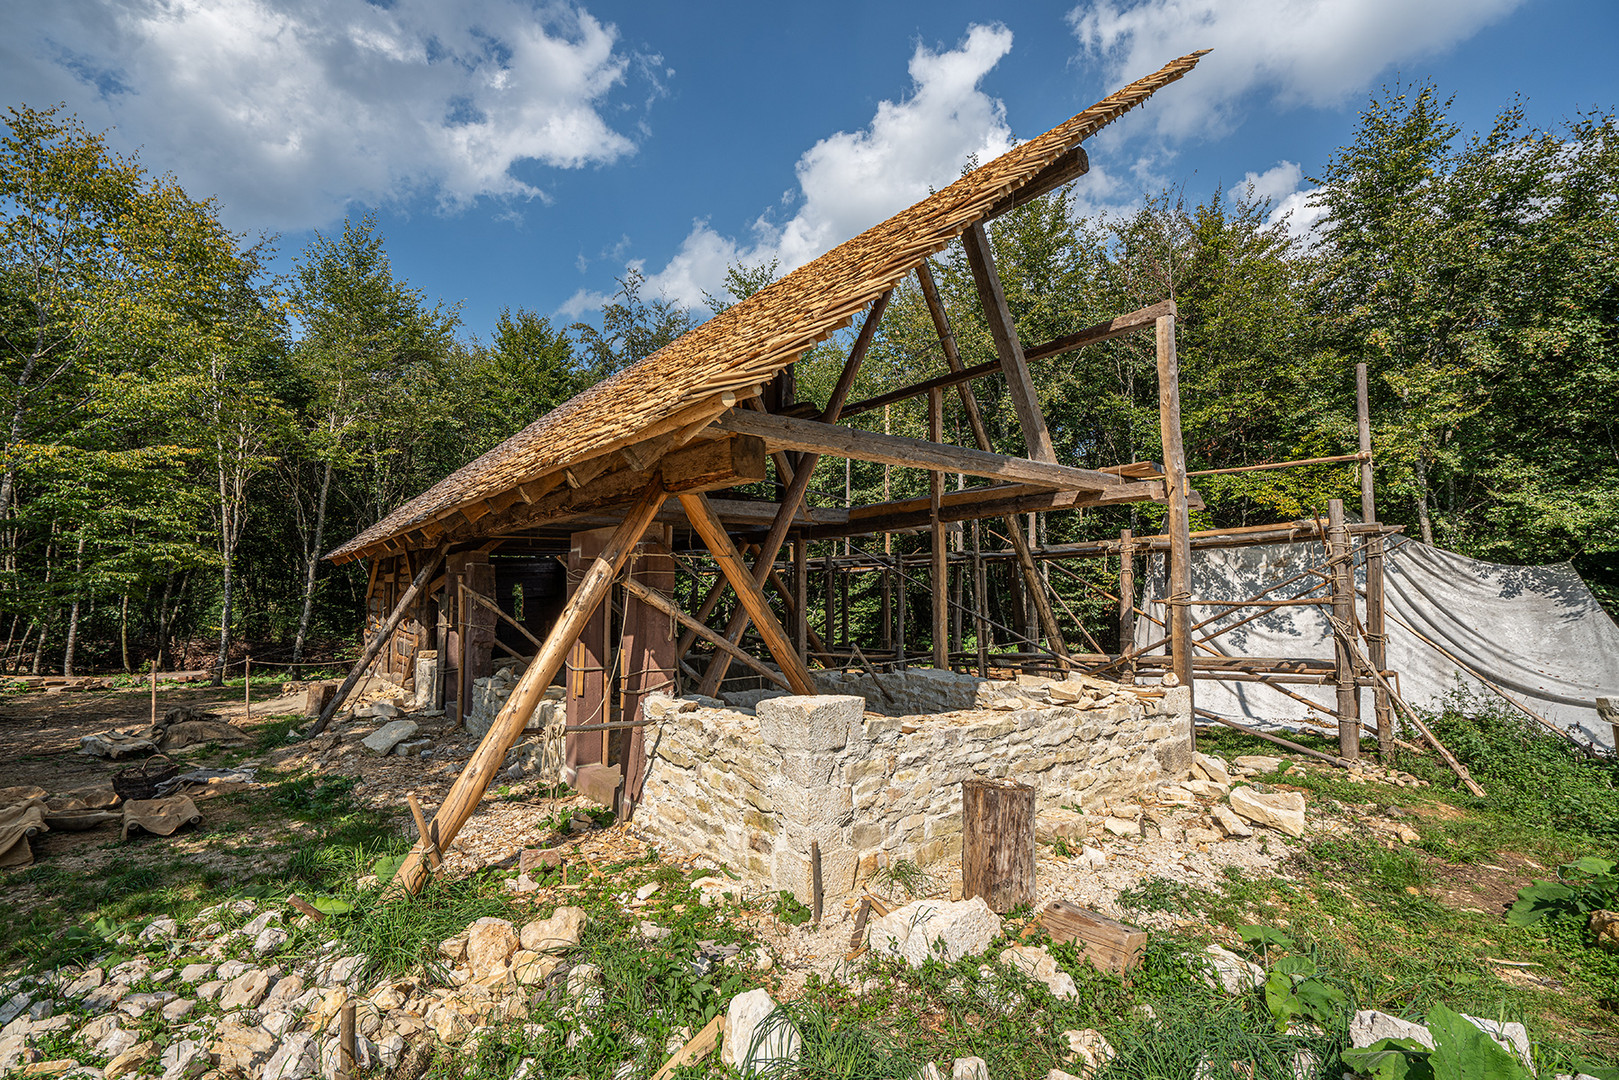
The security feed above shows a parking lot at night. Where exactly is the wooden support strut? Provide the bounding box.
[1327,499,1360,760]
[681,491,817,696]
[392,481,668,895]
[620,578,792,691]
[1357,362,1394,760]
[930,387,948,669]
[1156,314,1194,708]
[310,544,447,738]
[697,292,889,694]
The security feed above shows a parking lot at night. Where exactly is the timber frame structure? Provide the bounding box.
[323,49,1455,895]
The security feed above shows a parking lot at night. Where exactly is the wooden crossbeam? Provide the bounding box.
[620,578,791,690]
[980,145,1090,220]
[794,482,1161,540]
[838,360,1000,420]
[1024,301,1177,362]
[712,410,1125,493]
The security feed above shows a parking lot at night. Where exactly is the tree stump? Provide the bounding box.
[304,681,335,718]
[961,777,1035,913]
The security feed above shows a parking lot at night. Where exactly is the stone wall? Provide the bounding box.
[632,668,1192,904]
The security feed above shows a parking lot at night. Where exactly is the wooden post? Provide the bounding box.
[894,546,907,669]
[310,545,446,737]
[1155,315,1194,718]
[150,667,157,728]
[972,520,989,677]
[1327,498,1360,760]
[1118,529,1136,685]
[810,840,824,925]
[961,777,1035,914]
[393,484,666,895]
[243,655,250,722]
[794,539,809,666]
[406,793,441,869]
[823,549,835,651]
[1357,363,1394,761]
[929,387,948,670]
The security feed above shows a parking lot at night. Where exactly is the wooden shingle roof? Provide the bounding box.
[329,50,1207,564]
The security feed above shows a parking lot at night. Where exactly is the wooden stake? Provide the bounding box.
[150,667,157,728]
[243,655,250,722]
[650,1015,725,1080]
[1327,499,1360,760]
[287,895,326,922]
[406,793,441,868]
[310,544,447,738]
[338,1001,356,1080]
[1156,314,1194,715]
[811,841,824,925]
[392,483,666,895]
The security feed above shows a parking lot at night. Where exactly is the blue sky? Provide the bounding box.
[5,1,1617,342]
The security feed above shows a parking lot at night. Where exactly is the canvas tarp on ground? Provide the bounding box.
[1138,536,1619,752]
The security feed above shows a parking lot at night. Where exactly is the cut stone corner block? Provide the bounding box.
[756,694,865,752]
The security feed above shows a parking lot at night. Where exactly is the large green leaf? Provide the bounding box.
[1425,1003,1533,1080]
[1342,1037,1436,1080]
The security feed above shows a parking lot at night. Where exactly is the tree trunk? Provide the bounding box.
[1412,454,1435,545]
[63,533,86,676]
[214,553,234,687]
[120,592,131,673]
[155,573,174,671]
[292,459,333,663]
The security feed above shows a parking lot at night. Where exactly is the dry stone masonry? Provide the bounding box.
[633,667,1192,903]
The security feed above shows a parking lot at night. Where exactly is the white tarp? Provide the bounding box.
[1138,536,1619,752]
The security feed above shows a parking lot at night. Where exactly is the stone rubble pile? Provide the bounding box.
[0,897,592,1080]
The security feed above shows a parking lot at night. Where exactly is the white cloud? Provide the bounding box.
[1,0,646,230]
[573,23,1017,314]
[1068,0,1527,138]
[1238,161,1326,240]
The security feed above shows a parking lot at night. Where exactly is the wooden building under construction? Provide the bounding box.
[323,50,1447,896]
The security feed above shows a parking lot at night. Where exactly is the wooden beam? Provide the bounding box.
[713,410,1125,493]
[838,359,1000,420]
[962,222,1055,463]
[620,578,791,690]
[980,144,1090,221]
[679,492,816,696]
[794,482,1161,540]
[309,544,446,737]
[918,258,1070,664]
[820,291,892,422]
[479,435,766,536]
[1024,301,1177,363]
[393,480,668,894]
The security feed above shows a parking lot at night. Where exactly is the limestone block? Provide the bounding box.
[1349,1010,1435,1050]
[1209,804,1252,838]
[778,750,839,788]
[1193,753,1231,786]
[519,907,586,953]
[465,918,519,978]
[1228,787,1306,837]
[756,695,864,752]
[361,720,418,756]
[1199,945,1264,994]
[723,989,799,1074]
[868,897,1002,967]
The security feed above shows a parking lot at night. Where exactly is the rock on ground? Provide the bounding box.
[1228,787,1306,837]
[1349,1010,1436,1050]
[868,897,1002,968]
[465,918,519,978]
[519,907,587,953]
[1199,945,1264,994]
[361,720,419,755]
[723,988,800,1076]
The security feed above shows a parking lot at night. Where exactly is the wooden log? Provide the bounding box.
[1118,529,1136,684]
[309,544,446,738]
[1038,901,1148,974]
[961,777,1036,914]
[406,793,441,869]
[680,492,817,696]
[962,222,1055,463]
[304,681,335,718]
[392,481,667,895]
[713,410,1125,494]
[1357,362,1394,760]
[980,144,1090,220]
[338,1001,356,1080]
[1156,315,1194,706]
[1023,300,1176,363]
[287,895,326,922]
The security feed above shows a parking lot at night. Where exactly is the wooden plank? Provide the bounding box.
[679,491,817,696]
[713,410,1124,493]
[392,480,668,895]
[962,222,1055,464]
[650,1015,725,1080]
[1039,901,1147,974]
[1023,300,1177,362]
[795,482,1161,540]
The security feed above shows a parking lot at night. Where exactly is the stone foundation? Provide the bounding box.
[632,668,1192,904]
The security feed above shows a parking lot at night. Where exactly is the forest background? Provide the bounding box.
[2,82,1615,680]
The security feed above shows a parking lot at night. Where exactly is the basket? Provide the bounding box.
[112,754,180,802]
